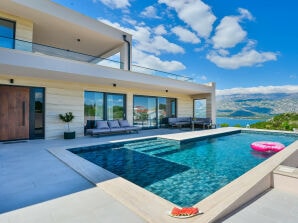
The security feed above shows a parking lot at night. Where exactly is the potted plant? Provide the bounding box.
[59,112,75,139]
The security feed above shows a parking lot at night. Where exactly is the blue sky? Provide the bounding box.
[53,0,298,95]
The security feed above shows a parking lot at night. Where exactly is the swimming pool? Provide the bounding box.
[70,131,297,206]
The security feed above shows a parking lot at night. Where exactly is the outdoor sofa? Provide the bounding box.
[168,117,192,128]
[193,118,215,129]
[168,117,215,129]
[85,120,141,136]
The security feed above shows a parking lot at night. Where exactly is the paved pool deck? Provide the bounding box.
[0,127,298,223]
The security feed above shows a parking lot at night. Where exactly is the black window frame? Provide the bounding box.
[133,95,177,128]
[29,87,45,139]
[84,91,127,123]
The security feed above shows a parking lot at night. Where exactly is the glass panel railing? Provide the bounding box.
[131,64,194,82]
[0,36,194,82]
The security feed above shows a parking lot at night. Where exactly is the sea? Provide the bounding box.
[216,117,267,128]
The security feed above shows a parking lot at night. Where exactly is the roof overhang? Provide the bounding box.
[0,0,131,57]
[0,48,214,96]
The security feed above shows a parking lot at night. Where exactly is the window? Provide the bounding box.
[29,87,45,139]
[133,95,177,128]
[84,91,126,124]
[84,91,104,123]
[133,96,157,128]
[107,94,125,120]
[0,18,15,49]
[194,99,207,118]
[158,97,176,126]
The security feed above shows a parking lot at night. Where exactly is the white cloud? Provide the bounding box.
[135,35,185,55]
[122,17,137,26]
[212,8,253,49]
[171,26,201,44]
[217,85,298,96]
[212,16,247,49]
[238,8,254,21]
[132,49,185,72]
[199,75,207,81]
[141,6,161,19]
[98,18,186,72]
[99,19,184,55]
[93,0,130,9]
[207,41,277,69]
[154,25,167,35]
[158,0,216,38]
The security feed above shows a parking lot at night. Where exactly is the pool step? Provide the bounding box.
[124,139,170,149]
[124,139,179,151]
[124,138,181,156]
[148,145,181,156]
[141,144,178,153]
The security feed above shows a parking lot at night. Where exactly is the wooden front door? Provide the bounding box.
[0,86,30,141]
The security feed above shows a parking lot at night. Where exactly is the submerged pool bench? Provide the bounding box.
[85,120,141,136]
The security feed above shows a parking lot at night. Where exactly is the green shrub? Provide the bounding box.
[250,113,298,131]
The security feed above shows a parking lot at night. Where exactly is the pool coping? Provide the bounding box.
[48,127,298,223]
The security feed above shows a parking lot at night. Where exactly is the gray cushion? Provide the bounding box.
[95,120,109,129]
[177,117,191,122]
[119,120,130,127]
[108,120,120,128]
[168,118,177,124]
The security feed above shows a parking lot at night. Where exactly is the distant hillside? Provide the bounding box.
[217,93,298,118]
[250,113,298,131]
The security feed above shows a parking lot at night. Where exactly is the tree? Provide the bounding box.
[59,112,75,132]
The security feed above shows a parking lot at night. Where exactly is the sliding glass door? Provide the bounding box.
[84,91,104,123]
[158,97,176,127]
[133,96,157,128]
[133,95,176,128]
[107,93,125,120]
[84,91,126,124]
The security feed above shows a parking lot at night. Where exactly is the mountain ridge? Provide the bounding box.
[216,93,298,118]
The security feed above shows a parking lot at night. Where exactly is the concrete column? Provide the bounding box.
[126,92,133,124]
[120,44,128,70]
[208,82,216,124]
[120,35,132,71]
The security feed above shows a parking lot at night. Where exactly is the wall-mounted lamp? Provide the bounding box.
[10,79,14,84]
[113,83,117,87]
[76,38,81,42]
[165,89,168,93]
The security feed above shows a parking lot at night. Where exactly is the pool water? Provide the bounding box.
[71,131,297,206]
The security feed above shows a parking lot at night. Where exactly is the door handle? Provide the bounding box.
[22,101,25,126]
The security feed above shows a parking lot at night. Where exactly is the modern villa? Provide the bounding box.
[1,1,298,223]
[0,0,216,141]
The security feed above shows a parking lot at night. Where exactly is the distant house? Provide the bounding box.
[0,0,216,141]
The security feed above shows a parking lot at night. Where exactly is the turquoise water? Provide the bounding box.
[216,117,266,127]
[71,131,297,206]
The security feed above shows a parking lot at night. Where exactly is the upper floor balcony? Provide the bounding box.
[0,36,194,83]
[0,0,214,96]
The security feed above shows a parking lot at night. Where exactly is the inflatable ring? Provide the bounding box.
[251,141,285,153]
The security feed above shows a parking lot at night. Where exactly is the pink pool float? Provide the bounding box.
[250,141,285,153]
